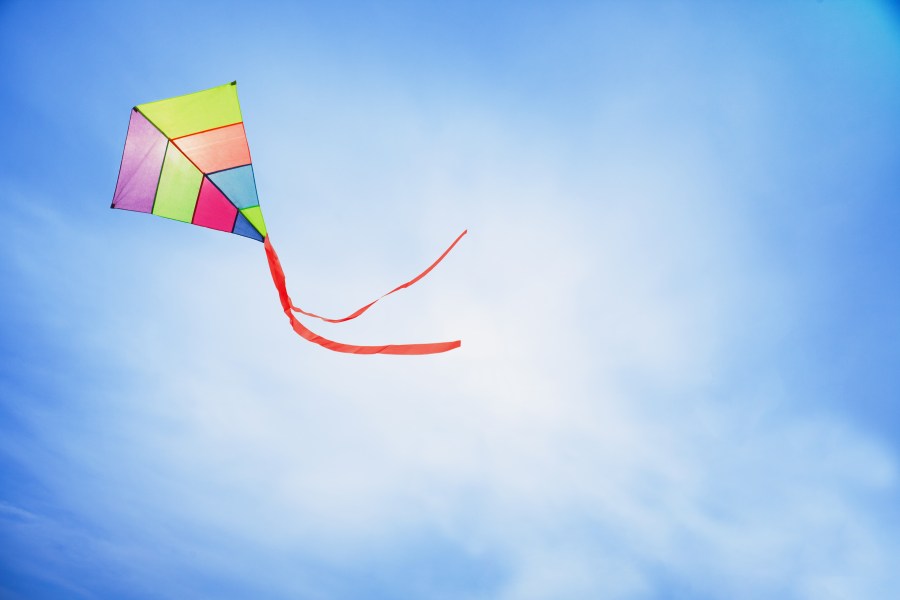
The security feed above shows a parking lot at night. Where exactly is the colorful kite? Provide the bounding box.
[112,82,465,355]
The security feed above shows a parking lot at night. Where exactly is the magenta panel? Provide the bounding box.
[192,177,238,232]
[112,110,168,213]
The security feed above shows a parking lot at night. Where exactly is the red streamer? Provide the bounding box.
[290,229,468,323]
[264,236,462,355]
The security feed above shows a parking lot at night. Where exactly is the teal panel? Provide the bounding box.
[209,165,259,210]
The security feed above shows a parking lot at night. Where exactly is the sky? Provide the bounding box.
[1,0,900,598]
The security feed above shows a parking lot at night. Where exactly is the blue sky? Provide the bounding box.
[2,1,900,598]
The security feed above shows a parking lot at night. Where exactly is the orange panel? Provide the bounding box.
[172,123,251,174]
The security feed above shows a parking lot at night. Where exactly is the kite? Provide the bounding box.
[112,82,465,355]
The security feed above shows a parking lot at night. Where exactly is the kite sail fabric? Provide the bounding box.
[113,82,265,241]
[112,82,463,355]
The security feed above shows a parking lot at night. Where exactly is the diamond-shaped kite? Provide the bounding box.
[112,82,465,355]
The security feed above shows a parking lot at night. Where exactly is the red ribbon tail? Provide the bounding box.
[263,236,461,355]
[289,229,468,323]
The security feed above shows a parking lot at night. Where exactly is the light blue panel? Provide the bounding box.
[209,165,259,210]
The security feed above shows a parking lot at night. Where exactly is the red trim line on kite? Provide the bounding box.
[171,120,245,141]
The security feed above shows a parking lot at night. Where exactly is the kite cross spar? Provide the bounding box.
[112,82,465,355]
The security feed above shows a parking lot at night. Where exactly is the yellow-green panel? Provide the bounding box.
[153,144,202,223]
[137,82,243,139]
[241,206,267,237]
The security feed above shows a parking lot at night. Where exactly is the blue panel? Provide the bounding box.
[232,211,263,241]
[209,165,259,210]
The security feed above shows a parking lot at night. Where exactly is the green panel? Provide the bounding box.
[153,144,203,223]
[240,206,267,237]
[137,82,243,139]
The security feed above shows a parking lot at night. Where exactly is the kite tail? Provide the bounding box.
[263,236,462,355]
[289,229,467,323]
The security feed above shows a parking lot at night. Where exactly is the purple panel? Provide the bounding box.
[112,110,168,213]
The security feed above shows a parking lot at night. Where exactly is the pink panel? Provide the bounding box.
[192,177,238,232]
